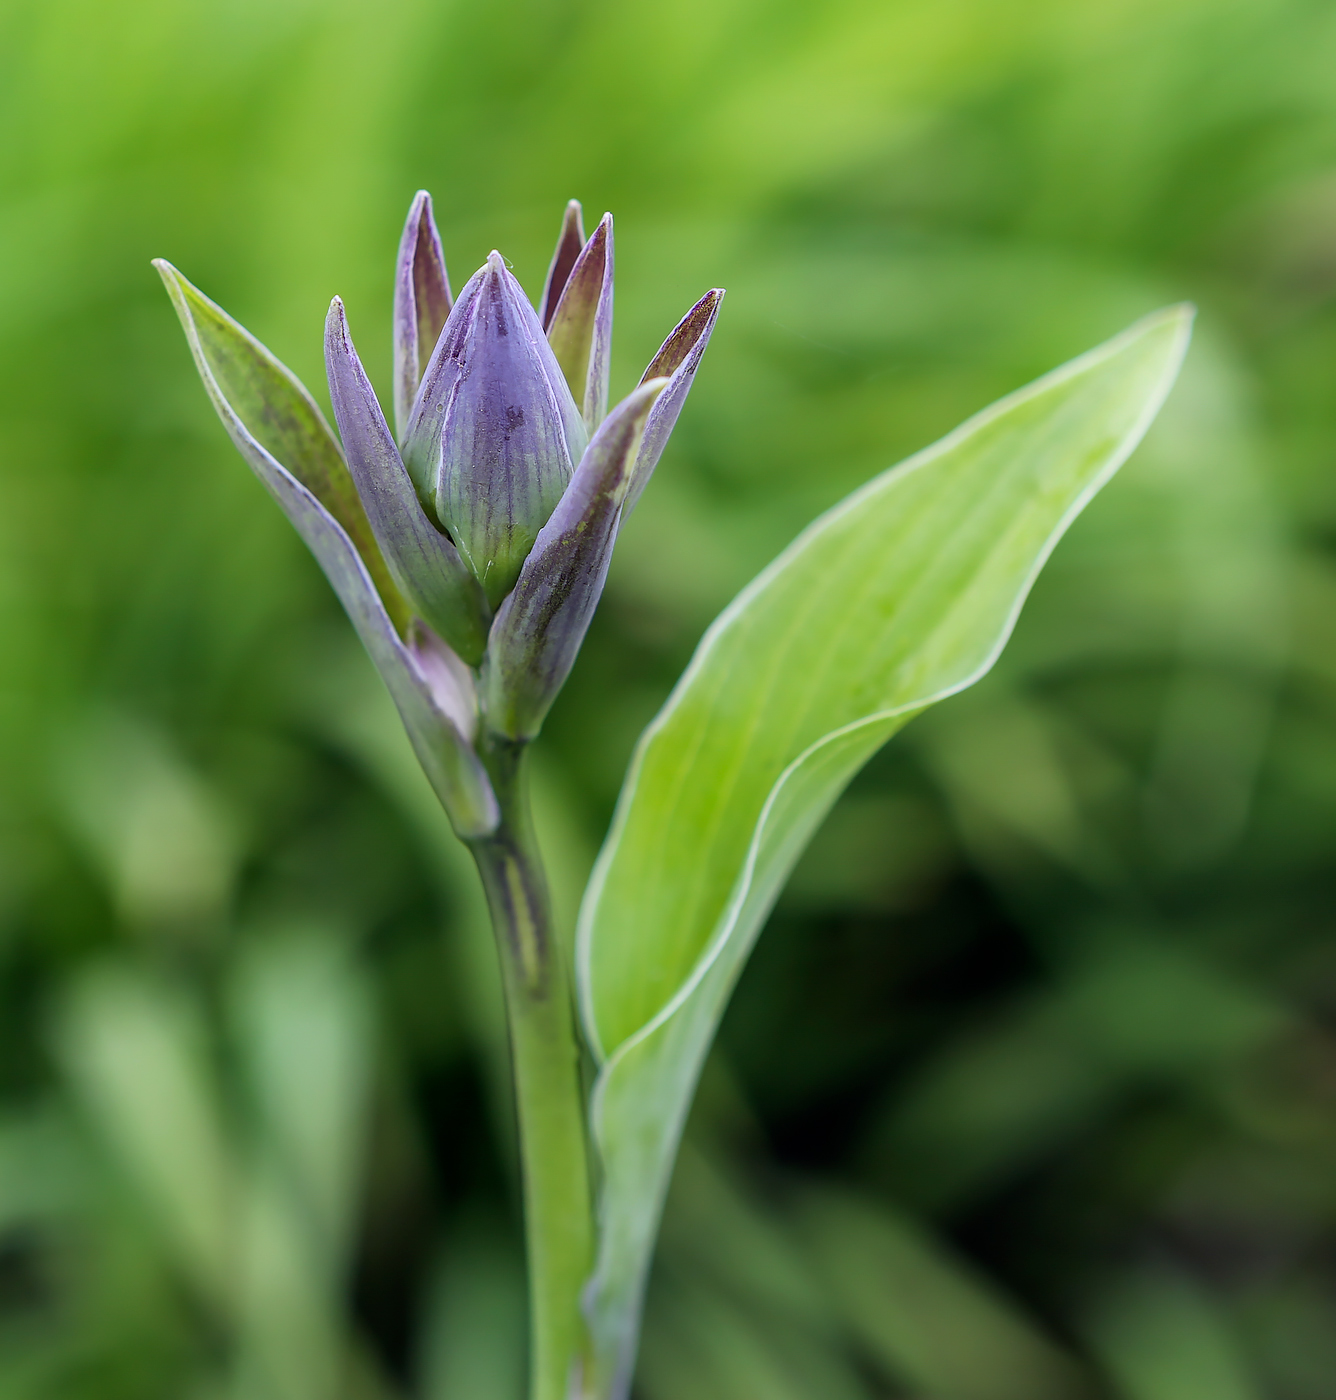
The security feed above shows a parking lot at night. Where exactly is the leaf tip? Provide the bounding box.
[1162,300,1197,355]
[152,258,184,294]
[1129,300,1196,354]
[1126,301,1196,403]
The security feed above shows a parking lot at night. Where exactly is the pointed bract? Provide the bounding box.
[483,379,668,740]
[434,252,589,608]
[624,289,724,516]
[539,200,586,329]
[547,213,614,431]
[393,192,453,443]
[156,261,498,838]
[325,298,491,664]
[150,262,411,637]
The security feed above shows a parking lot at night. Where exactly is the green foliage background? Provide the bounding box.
[1,0,1334,1396]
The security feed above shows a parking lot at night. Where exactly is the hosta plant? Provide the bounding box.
[157,192,1191,1400]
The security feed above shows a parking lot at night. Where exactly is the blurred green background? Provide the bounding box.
[2,0,1335,1396]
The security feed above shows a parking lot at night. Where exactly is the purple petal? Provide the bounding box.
[157,260,498,838]
[539,200,586,329]
[482,378,668,740]
[435,252,589,608]
[325,298,491,665]
[393,191,453,443]
[623,289,724,517]
[546,213,614,431]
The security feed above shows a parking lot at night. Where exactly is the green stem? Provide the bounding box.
[468,737,594,1400]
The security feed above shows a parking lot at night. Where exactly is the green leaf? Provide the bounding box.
[637,1274,872,1400]
[1084,1268,1263,1400]
[574,306,1193,1396]
[56,967,237,1311]
[794,1186,1086,1400]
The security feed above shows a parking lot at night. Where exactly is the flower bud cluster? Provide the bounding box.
[159,194,721,836]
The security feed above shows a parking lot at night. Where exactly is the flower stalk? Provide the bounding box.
[468,737,593,1400]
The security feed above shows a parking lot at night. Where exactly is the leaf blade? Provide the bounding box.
[574,306,1193,1396]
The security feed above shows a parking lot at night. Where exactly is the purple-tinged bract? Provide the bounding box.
[546,212,614,430]
[325,297,490,664]
[483,377,668,739]
[393,191,453,442]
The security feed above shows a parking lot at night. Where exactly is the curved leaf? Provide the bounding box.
[574,306,1193,1397]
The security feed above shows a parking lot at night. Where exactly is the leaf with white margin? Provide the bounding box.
[574,306,1193,1399]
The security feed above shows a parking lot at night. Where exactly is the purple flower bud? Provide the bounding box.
[393,191,453,442]
[325,297,490,665]
[398,268,485,509]
[539,200,586,330]
[625,288,723,516]
[482,378,668,739]
[403,253,589,608]
[546,213,614,431]
[159,191,723,763]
